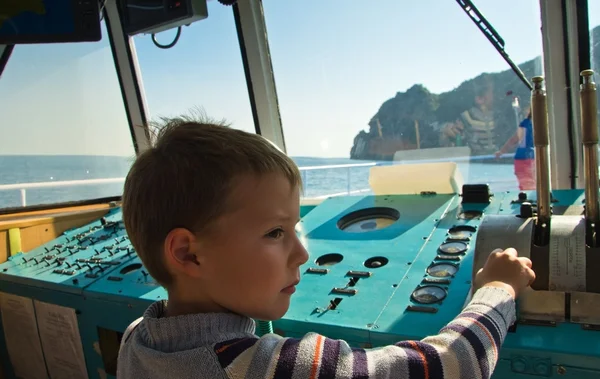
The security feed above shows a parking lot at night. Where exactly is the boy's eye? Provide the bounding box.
[266,228,284,239]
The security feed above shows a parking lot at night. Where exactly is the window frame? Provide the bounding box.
[0,45,13,78]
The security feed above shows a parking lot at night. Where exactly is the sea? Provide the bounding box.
[0,155,518,209]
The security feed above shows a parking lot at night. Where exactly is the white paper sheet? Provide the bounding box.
[34,300,89,379]
[0,292,48,379]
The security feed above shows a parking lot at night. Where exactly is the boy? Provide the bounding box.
[118,116,536,379]
[440,84,498,156]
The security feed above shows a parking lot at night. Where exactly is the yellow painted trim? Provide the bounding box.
[8,228,22,256]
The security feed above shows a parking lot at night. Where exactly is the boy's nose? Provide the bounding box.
[292,237,309,266]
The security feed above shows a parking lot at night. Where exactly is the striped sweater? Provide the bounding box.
[117,286,515,379]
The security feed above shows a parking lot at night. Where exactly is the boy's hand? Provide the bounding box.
[474,248,536,299]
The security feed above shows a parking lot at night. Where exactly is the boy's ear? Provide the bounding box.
[163,228,206,279]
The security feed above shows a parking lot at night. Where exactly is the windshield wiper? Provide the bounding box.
[456,0,533,90]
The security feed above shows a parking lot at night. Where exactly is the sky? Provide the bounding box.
[1,0,600,158]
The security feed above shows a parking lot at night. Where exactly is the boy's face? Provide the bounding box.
[475,88,494,109]
[192,173,309,321]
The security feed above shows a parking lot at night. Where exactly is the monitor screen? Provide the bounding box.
[120,0,190,35]
[0,0,101,44]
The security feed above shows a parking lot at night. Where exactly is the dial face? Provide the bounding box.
[338,207,400,233]
[315,253,344,266]
[447,225,476,240]
[411,285,447,304]
[439,241,468,255]
[427,263,458,278]
[342,217,396,233]
[364,256,389,269]
[458,210,482,220]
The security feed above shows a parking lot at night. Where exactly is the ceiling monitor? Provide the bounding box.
[119,0,208,36]
[0,0,102,44]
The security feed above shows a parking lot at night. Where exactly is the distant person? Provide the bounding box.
[496,109,535,190]
[441,86,498,156]
[117,115,535,379]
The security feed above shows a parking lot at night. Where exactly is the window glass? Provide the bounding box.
[264,0,544,196]
[132,2,254,134]
[0,23,135,210]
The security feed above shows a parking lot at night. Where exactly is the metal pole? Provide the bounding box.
[20,189,26,207]
[580,70,599,232]
[532,76,552,224]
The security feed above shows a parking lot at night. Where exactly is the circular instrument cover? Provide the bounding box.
[458,210,482,220]
[427,263,458,277]
[411,285,447,304]
[364,256,389,269]
[438,241,468,255]
[337,207,400,233]
[447,225,476,240]
[315,253,344,266]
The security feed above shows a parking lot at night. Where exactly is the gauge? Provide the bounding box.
[447,225,476,240]
[338,207,399,233]
[411,285,447,304]
[458,210,482,220]
[342,218,396,233]
[427,263,458,278]
[439,241,468,255]
[364,256,389,269]
[315,253,344,266]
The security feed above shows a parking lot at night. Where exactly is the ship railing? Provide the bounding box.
[0,162,378,207]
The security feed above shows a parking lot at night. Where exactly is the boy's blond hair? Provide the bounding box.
[122,114,301,287]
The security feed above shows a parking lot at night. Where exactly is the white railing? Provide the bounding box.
[0,163,376,207]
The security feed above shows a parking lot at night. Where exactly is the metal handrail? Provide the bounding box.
[0,162,376,207]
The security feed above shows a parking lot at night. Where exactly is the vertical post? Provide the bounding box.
[532,77,552,225]
[564,0,588,189]
[103,0,152,155]
[414,120,420,149]
[580,69,599,248]
[20,189,26,207]
[539,0,579,189]
[233,0,286,152]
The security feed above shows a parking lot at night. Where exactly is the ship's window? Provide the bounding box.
[132,2,254,135]
[263,0,544,196]
[0,22,135,210]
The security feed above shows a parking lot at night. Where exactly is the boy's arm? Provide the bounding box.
[213,286,515,379]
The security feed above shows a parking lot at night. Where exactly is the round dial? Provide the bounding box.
[447,225,476,240]
[458,210,482,220]
[411,285,447,304]
[342,217,396,233]
[427,263,458,278]
[338,207,400,233]
[439,241,468,255]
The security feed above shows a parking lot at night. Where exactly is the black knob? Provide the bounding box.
[520,202,533,218]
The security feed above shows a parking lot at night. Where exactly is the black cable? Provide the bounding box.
[148,0,236,49]
[152,26,181,49]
